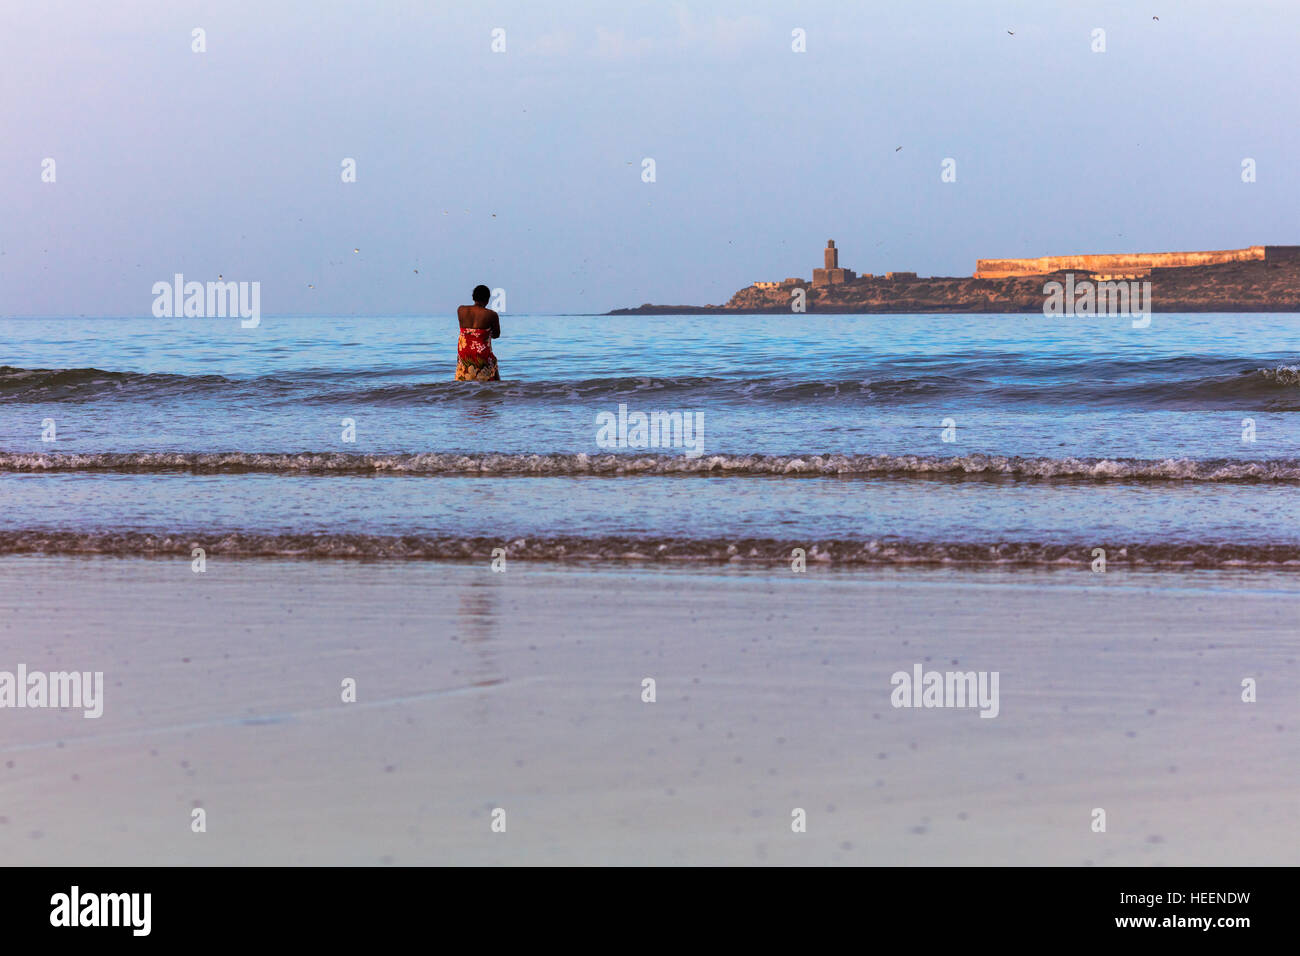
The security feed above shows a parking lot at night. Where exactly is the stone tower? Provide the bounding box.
[813,239,856,287]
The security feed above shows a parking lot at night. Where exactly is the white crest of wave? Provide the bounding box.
[3,451,1300,482]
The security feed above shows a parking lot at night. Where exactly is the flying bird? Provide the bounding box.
[1007,30,1015,35]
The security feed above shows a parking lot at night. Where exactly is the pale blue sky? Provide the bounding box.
[2,0,1297,315]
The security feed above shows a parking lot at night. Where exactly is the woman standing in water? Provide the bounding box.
[455,284,501,381]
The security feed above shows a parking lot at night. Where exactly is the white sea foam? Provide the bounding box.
[3,451,1299,482]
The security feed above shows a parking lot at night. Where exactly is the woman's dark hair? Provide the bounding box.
[472,285,491,305]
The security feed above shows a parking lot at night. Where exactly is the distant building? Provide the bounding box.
[813,240,857,287]
[975,245,1300,279]
[885,271,917,280]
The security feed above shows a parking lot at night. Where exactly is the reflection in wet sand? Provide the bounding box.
[457,579,503,721]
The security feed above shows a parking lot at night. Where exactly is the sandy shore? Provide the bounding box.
[1,555,1296,865]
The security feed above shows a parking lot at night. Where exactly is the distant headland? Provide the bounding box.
[609,240,1300,314]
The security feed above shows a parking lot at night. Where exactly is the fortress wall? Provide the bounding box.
[975,246,1266,278]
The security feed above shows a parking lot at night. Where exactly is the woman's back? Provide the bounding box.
[455,285,501,381]
[457,303,499,331]
[455,295,501,381]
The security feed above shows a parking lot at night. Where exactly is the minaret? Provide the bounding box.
[813,239,856,288]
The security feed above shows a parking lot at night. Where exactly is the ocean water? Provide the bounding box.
[2,312,1298,567]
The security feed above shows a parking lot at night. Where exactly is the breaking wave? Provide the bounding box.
[4,450,1300,482]
[2,360,1299,407]
[1,530,1297,568]
[0,364,236,400]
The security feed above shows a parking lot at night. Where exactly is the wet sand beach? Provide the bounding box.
[2,555,1295,866]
